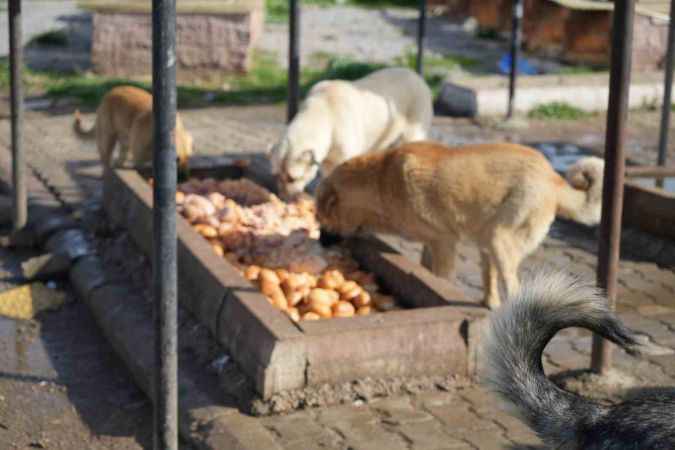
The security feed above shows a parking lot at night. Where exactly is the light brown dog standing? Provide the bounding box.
[73,85,193,169]
[316,141,604,309]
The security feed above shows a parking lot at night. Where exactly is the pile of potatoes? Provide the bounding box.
[243,265,397,322]
[172,177,399,321]
[175,178,326,272]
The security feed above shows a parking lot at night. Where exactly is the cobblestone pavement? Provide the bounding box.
[1,106,674,449]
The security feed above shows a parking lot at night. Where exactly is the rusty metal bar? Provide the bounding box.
[506,0,523,119]
[591,0,635,375]
[151,0,178,448]
[9,0,27,230]
[287,0,300,122]
[656,0,675,188]
[416,0,426,76]
[625,165,675,178]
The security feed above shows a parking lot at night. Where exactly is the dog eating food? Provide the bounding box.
[174,177,399,321]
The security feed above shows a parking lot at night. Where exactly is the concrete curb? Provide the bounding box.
[69,258,283,450]
[0,151,280,450]
[442,72,672,117]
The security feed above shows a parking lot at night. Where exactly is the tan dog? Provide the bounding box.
[316,141,604,309]
[73,85,193,169]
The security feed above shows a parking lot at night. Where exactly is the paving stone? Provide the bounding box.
[639,268,675,289]
[396,420,471,449]
[647,354,675,380]
[621,313,673,341]
[543,338,586,370]
[493,414,538,437]
[425,401,498,433]
[334,421,409,450]
[412,391,458,410]
[637,304,675,317]
[262,412,331,444]
[460,430,514,450]
[317,404,379,426]
[372,396,435,425]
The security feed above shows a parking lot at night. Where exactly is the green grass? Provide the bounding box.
[265,0,416,22]
[1,46,473,108]
[528,102,591,120]
[265,0,339,22]
[556,65,604,75]
[13,52,388,108]
[395,48,479,73]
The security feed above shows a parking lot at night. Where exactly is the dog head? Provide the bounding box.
[270,137,322,199]
[315,164,369,237]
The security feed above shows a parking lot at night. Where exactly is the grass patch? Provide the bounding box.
[265,0,416,22]
[557,65,604,75]
[265,0,338,22]
[395,48,479,73]
[528,102,590,120]
[29,52,389,108]
[3,47,456,108]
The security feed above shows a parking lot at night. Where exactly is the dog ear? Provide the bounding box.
[319,184,338,212]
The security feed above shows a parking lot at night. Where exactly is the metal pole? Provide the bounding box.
[416,0,426,76]
[152,0,178,448]
[506,0,523,119]
[656,0,675,188]
[9,0,27,231]
[591,0,635,375]
[287,0,300,123]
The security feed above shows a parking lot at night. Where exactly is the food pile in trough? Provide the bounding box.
[172,177,400,322]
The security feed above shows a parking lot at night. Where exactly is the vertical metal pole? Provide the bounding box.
[9,0,27,231]
[152,0,178,448]
[656,0,675,188]
[287,0,300,123]
[591,0,635,375]
[506,0,523,119]
[416,0,426,76]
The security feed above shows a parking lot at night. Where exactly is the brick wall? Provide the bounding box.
[91,9,264,80]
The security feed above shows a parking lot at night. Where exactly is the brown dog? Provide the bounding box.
[315,141,604,309]
[73,85,193,169]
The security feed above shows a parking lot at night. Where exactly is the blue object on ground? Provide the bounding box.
[498,53,538,75]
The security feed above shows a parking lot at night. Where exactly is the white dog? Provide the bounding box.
[269,67,433,197]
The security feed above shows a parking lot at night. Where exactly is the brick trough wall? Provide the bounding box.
[91,9,264,79]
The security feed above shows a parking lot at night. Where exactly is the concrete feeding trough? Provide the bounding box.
[530,141,675,241]
[103,154,488,399]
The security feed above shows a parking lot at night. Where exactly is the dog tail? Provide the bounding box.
[73,109,96,140]
[483,270,639,449]
[555,156,605,226]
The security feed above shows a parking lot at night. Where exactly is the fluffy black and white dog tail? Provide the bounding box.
[483,271,640,449]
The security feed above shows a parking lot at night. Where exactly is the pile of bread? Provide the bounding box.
[175,178,398,321]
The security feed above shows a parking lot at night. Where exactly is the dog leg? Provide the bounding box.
[97,129,117,169]
[115,143,130,167]
[421,244,433,271]
[481,251,500,309]
[425,239,457,280]
[491,233,522,304]
[401,123,428,143]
